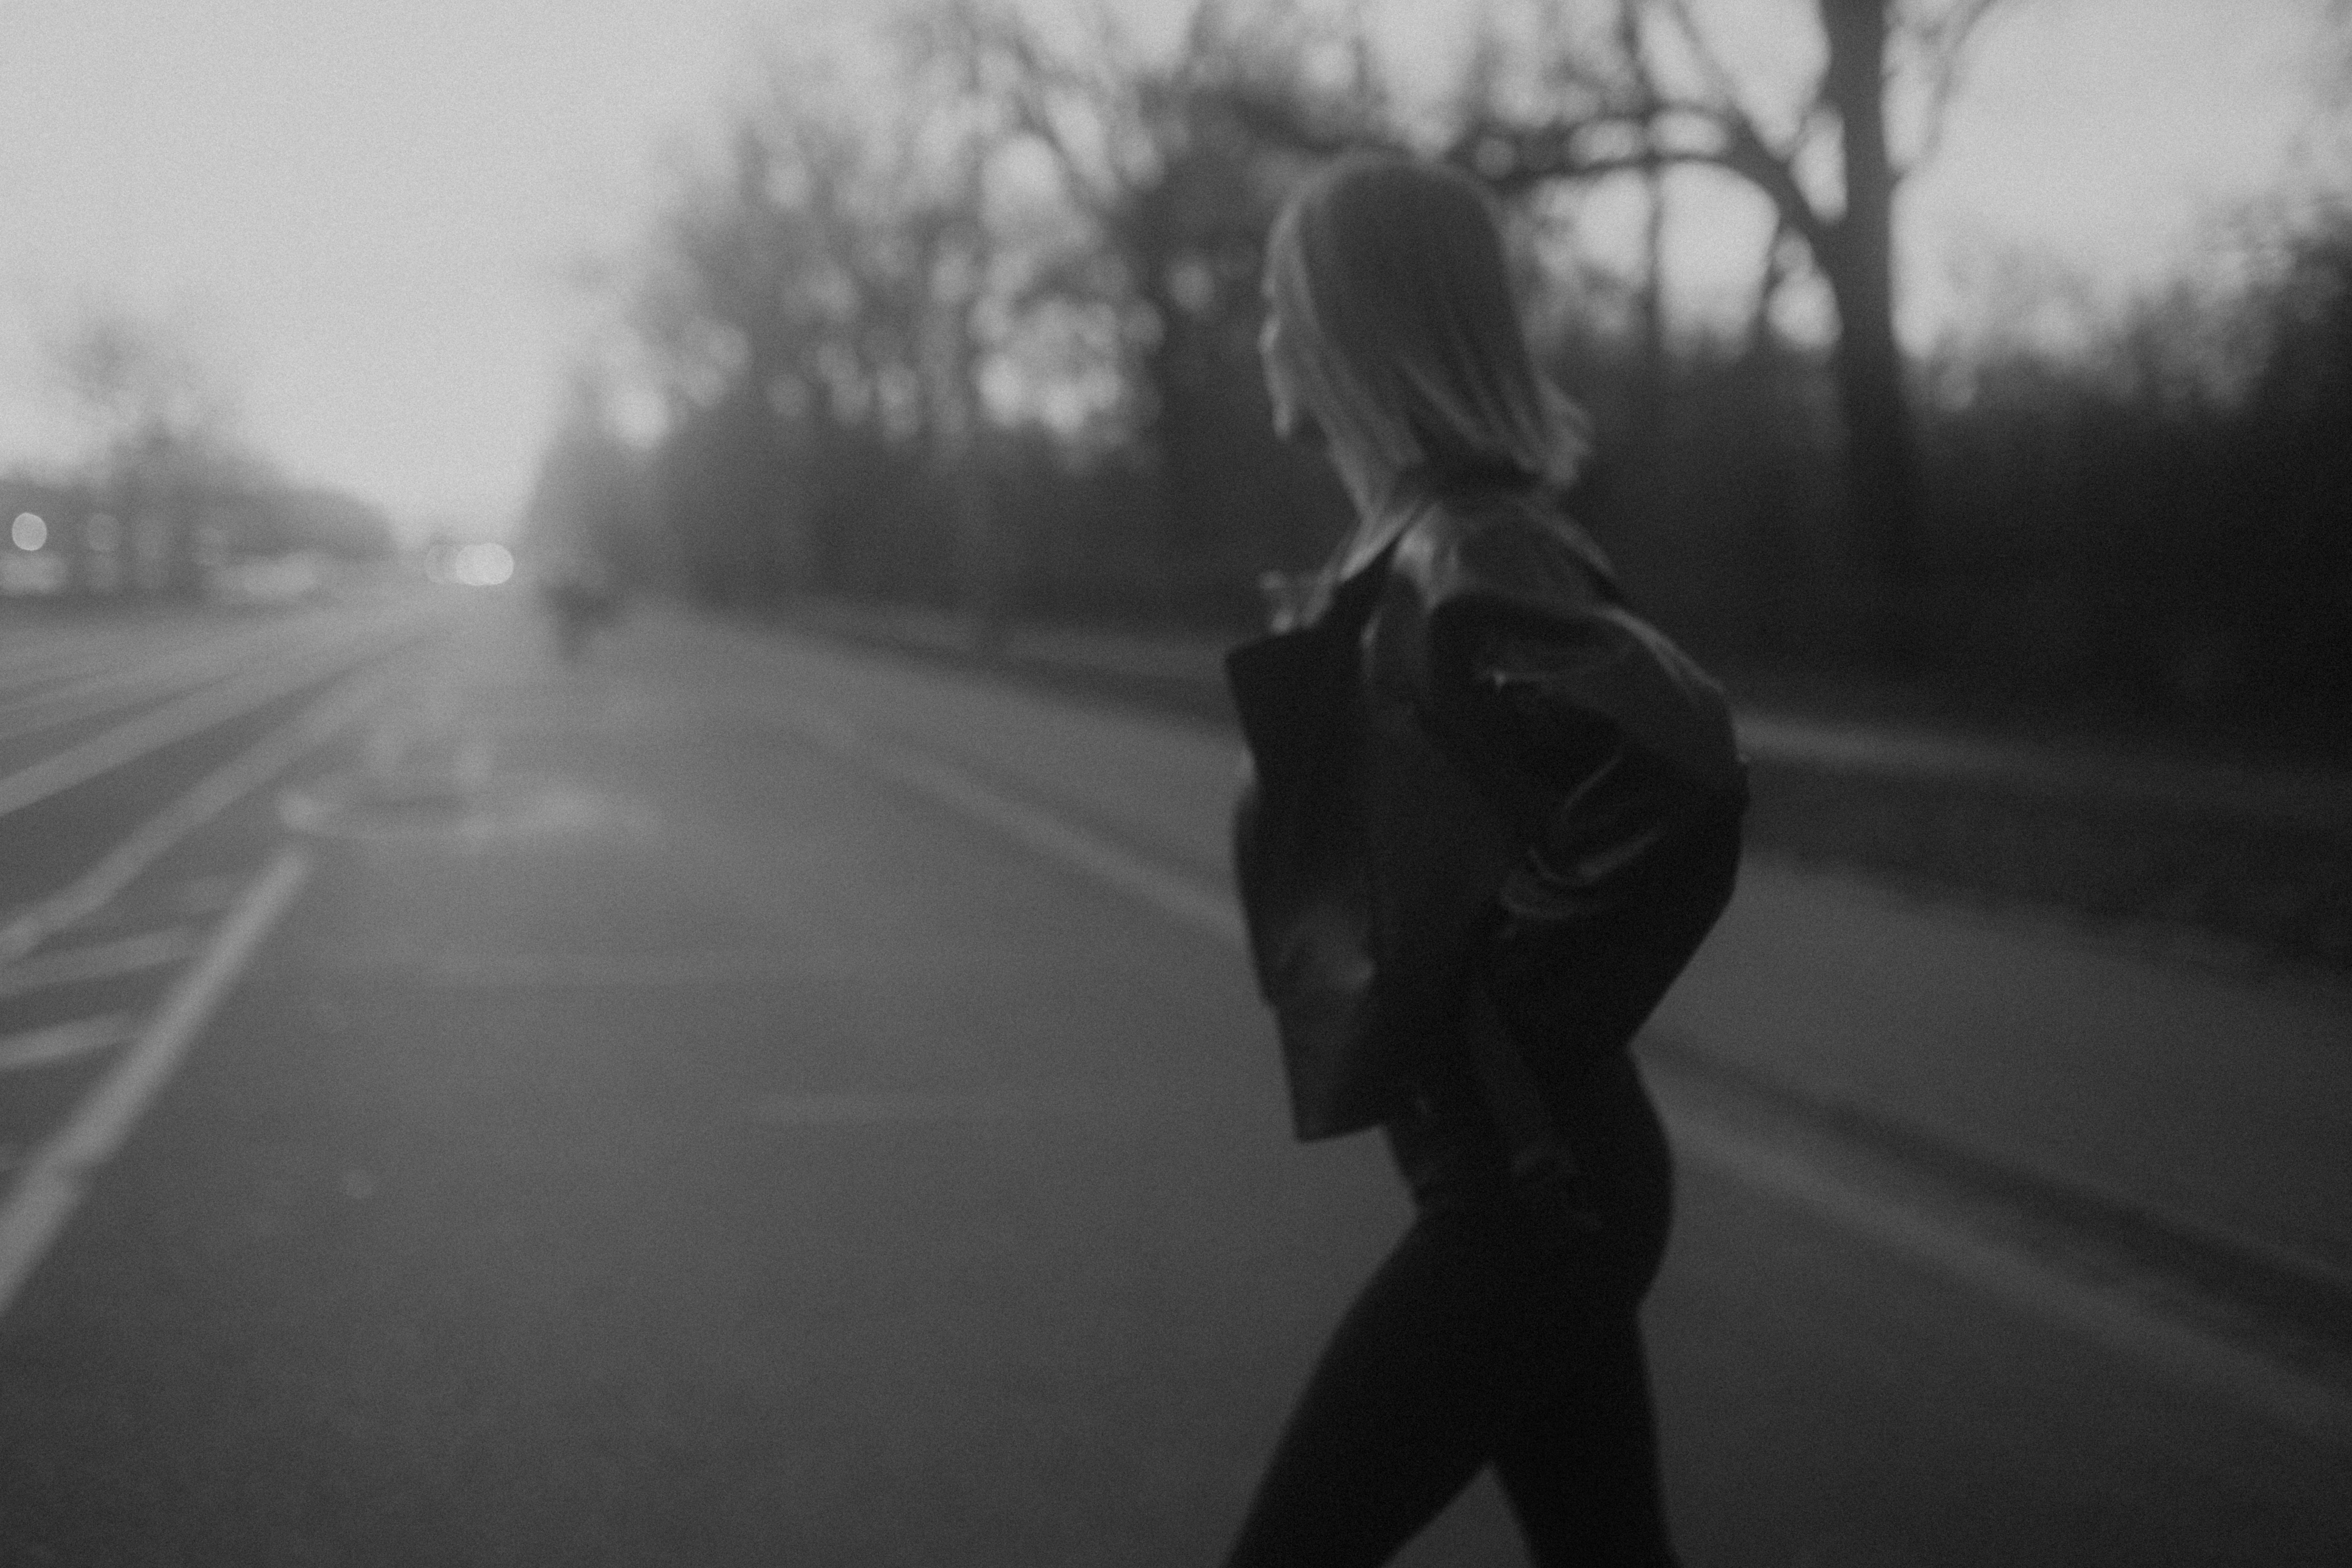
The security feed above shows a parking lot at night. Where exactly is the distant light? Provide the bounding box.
[452,542,515,587]
[10,513,46,551]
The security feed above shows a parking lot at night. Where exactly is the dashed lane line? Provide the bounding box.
[0,849,312,1319]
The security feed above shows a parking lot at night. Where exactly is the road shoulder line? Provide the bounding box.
[0,848,313,1319]
[1643,1027,2352,1347]
[750,689,1244,948]
[1661,1087,2352,1452]
[769,689,2352,1441]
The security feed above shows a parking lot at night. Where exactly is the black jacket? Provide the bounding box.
[1227,477,1746,1142]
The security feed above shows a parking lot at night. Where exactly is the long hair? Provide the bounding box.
[1265,154,1591,576]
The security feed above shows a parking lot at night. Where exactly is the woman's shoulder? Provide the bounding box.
[1372,481,1744,797]
[1386,482,1617,629]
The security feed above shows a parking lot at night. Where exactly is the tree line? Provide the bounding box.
[544,0,2350,750]
[3,302,395,599]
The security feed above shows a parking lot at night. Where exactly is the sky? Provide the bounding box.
[0,0,2342,537]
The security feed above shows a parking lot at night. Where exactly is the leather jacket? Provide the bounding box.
[1227,474,1747,1143]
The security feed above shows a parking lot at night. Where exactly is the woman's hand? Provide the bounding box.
[1509,1140,1608,1254]
[1256,570,1323,633]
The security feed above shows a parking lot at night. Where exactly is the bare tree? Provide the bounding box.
[851,31,1009,634]
[44,301,252,596]
[1454,0,2012,662]
[48,303,241,462]
[915,0,1389,614]
[629,51,1014,612]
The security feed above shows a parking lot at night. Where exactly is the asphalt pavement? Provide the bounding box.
[1,590,2347,1566]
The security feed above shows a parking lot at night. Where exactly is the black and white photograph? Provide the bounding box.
[2,1,2348,1563]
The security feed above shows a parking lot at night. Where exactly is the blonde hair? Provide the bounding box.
[1265,155,1591,573]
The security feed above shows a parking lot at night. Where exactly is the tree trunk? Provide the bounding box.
[1634,160,1668,428]
[1818,0,1926,666]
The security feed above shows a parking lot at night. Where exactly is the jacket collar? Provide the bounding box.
[1331,464,1559,585]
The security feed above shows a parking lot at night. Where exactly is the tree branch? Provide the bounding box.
[1460,104,1831,260]
[1894,0,2009,180]
[1653,0,1773,145]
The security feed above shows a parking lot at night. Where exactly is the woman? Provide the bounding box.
[1223,154,1747,1567]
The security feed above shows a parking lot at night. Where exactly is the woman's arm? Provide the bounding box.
[1436,617,1744,1074]
[1473,628,1722,911]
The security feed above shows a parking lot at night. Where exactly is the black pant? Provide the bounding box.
[1223,1054,1679,1567]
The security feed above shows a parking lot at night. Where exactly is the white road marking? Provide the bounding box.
[0,617,322,744]
[0,849,313,1319]
[756,692,1244,948]
[0,655,407,965]
[0,928,204,1000]
[0,628,209,701]
[757,684,2352,1446]
[0,1015,135,1073]
[871,746,1244,946]
[0,610,423,820]
[1660,1096,2352,1452]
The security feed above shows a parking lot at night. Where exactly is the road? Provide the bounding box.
[1,590,2347,1566]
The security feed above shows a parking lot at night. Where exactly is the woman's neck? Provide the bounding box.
[1328,440,1393,516]
[1325,444,1411,581]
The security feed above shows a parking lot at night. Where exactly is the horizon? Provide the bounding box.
[1,0,2343,539]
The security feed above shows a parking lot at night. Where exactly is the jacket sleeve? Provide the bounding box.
[1400,572,1747,1067]
[1446,623,1724,925]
